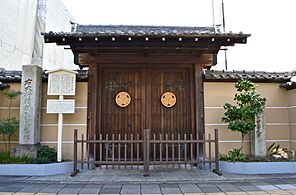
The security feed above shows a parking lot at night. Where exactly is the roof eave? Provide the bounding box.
[42,32,250,46]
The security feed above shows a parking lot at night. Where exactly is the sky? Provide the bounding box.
[60,0,296,72]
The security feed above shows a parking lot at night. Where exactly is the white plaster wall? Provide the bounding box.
[0,0,76,71]
[42,0,76,70]
[0,0,38,70]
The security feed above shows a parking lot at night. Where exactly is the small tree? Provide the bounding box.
[222,80,266,151]
[0,89,21,151]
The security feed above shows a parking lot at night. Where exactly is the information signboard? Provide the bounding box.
[46,99,75,114]
[47,69,77,96]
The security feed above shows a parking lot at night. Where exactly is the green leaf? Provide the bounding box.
[2,90,21,100]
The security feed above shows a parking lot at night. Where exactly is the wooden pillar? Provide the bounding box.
[194,64,205,159]
[87,63,98,161]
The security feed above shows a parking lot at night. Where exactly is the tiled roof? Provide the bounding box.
[0,69,292,83]
[204,70,292,83]
[77,25,216,35]
[43,25,249,38]
[0,70,22,82]
[0,70,88,82]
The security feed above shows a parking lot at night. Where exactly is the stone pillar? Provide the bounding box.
[11,65,42,157]
[251,113,266,157]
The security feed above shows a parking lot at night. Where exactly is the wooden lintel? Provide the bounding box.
[78,53,213,65]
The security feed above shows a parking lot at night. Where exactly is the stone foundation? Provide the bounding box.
[10,144,40,158]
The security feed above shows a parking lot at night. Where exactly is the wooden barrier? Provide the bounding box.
[71,128,220,177]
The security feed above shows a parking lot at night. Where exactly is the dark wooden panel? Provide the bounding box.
[101,69,144,137]
[149,68,193,137]
[87,64,98,139]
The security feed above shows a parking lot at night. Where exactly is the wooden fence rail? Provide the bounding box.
[71,129,221,176]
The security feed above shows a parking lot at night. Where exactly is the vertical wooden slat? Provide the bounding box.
[209,133,212,169]
[203,134,206,166]
[184,134,187,169]
[99,134,102,169]
[71,129,78,177]
[137,134,139,170]
[112,134,114,169]
[124,134,127,169]
[105,134,108,169]
[190,134,193,169]
[118,134,121,169]
[160,134,163,162]
[172,134,175,167]
[196,135,199,166]
[153,134,156,162]
[143,129,150,176]
[94,134,97,166]
[178,134,181,169]
[87,134,90,170]
[165,134,168,168]
[131,134,133,169]
[81,134,84,170]
[213,129,222,175]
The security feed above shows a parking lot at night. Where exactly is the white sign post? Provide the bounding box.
[46,69,77,162]
[57,95,63,162]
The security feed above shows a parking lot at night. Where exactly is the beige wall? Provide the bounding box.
[205,82,291,155]
[287,89,296,150]
[40,82,88,160]
[0,82,88,160]
[0,83,21,149]
[1,81,295,160]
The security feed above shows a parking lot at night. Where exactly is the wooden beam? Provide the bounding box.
[78,53,213,65]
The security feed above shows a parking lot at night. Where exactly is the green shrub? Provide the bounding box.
[0,151,32,164]
[222,80,266,151]
[220,148,246,162]
[37,145,57,163]
[0,89,21,151]
[33,157,50,164]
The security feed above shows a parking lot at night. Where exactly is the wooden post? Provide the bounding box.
[71,129,79,177]
[213,129,222,176]
[143,129,150,176]
[87,64,98,164]
[194,64,205,163]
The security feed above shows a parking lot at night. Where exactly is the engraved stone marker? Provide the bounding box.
[251,113,266,157]
[19,65,42,145]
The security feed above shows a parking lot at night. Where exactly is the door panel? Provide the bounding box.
[149,69,192,137]
[102,69,144,137]
[101,67,193,137]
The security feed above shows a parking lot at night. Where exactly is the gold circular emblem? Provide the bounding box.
[115,91,131,107]
[161,92,176,107]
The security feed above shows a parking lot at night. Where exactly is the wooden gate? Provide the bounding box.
[100,67,195,161]
[101,67,194,140]
[71,129,222,176]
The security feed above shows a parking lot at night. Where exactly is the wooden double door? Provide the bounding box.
[101,66,195,138]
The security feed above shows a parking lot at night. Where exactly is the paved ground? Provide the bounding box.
[1,169,296,194]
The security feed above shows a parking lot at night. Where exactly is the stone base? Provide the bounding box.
[0,162,73,176]
[10,144,40,158]
[220,161,296,174]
